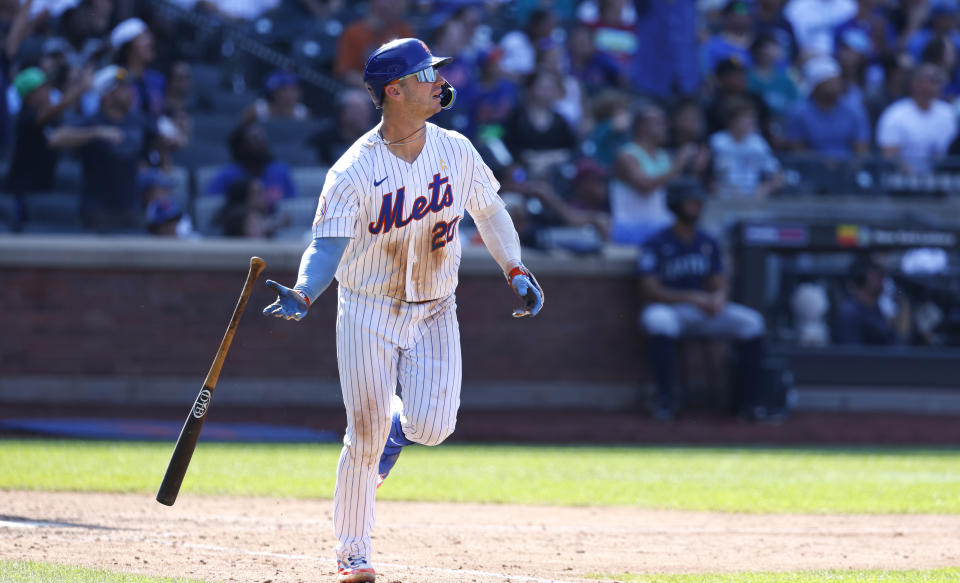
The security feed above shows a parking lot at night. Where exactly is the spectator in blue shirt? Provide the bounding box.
[701,0,755,77]
[470,47,520,140]
[753,0,800,62]
[785,56,869,157]
[833,0,895,61]
[631,0,700,97]
[206,121,296,206]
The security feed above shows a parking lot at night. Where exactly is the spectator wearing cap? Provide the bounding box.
[333,0,414,86]
[308,88,375,166]
[701,0,755,78]
[48,65,159,233]
[784,0,857,57]
[139,168,193,237]
[877,63,957,174]
[145,196,184,236]
[784,56,869,157]
[5,65,92,197]
[709,97,783,198]
[243,70,310,123]
[753,0,800,63]
[747,33,799,118]
[111,17,165,118]
[705,57,773,141]
[205,121,296,205]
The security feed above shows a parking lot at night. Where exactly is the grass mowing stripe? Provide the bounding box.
[584,568,960,582]
[1,441,959,513]
[0,559,212,582]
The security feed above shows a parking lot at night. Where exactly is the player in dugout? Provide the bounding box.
[637,179,769,421]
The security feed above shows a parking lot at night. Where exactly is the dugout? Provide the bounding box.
[729,214,960,405]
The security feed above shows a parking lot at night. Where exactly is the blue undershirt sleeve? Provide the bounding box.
[293,237,349,303]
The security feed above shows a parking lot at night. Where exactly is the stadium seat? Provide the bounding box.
[291,166,328,198]
[192,114,240,145]
[193,196,226,237]
[168,166,191,208]
[276,196,318,228]
[191,63,225,93]
[53,160,83,191]
[272,224,312,242]
[174,141,232,167]
[272,142,319,166]
[22,191,82,229]
[262,118,320,143]
[0,194,16,231]
[195,165,224,196]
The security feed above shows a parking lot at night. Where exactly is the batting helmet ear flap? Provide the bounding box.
[440,81,457,109]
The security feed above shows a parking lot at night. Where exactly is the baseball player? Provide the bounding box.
[637,179,765,421]
[262,38,544,583]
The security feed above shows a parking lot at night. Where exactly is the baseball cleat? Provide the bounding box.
[337,556,375,582]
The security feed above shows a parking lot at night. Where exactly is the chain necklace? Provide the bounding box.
[379,125,426,146]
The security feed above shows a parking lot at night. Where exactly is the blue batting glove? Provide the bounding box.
[262,279,311,322]
[508,266,544,318]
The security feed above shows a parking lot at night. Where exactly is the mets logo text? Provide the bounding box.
[368,173,453,234]
[193,389,212,419]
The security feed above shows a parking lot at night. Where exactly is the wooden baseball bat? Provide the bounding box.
[156,256,266,506]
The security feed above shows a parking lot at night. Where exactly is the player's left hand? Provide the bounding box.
[508,265,544,318]
[262,279,311,321]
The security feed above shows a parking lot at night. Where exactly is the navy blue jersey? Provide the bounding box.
[637,226,723,290]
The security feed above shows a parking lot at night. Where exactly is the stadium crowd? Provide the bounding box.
[0,0,958,240]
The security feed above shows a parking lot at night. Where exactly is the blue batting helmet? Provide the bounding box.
[363,38,457,110]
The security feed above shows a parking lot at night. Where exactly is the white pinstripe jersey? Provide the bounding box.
[312,122,504,302]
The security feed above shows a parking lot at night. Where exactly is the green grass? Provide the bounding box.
[585,569,960,582]
[2,440,959,513]
[0,559,210,582]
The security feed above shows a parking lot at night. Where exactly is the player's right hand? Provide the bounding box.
[262,280,310,321]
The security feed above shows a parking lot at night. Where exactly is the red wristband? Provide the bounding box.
[294,289,311,308]
[508,266,529,281]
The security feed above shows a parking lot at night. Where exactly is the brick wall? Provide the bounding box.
[1,267,645,386]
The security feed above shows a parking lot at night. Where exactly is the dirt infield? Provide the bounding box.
[2,491,959,583]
